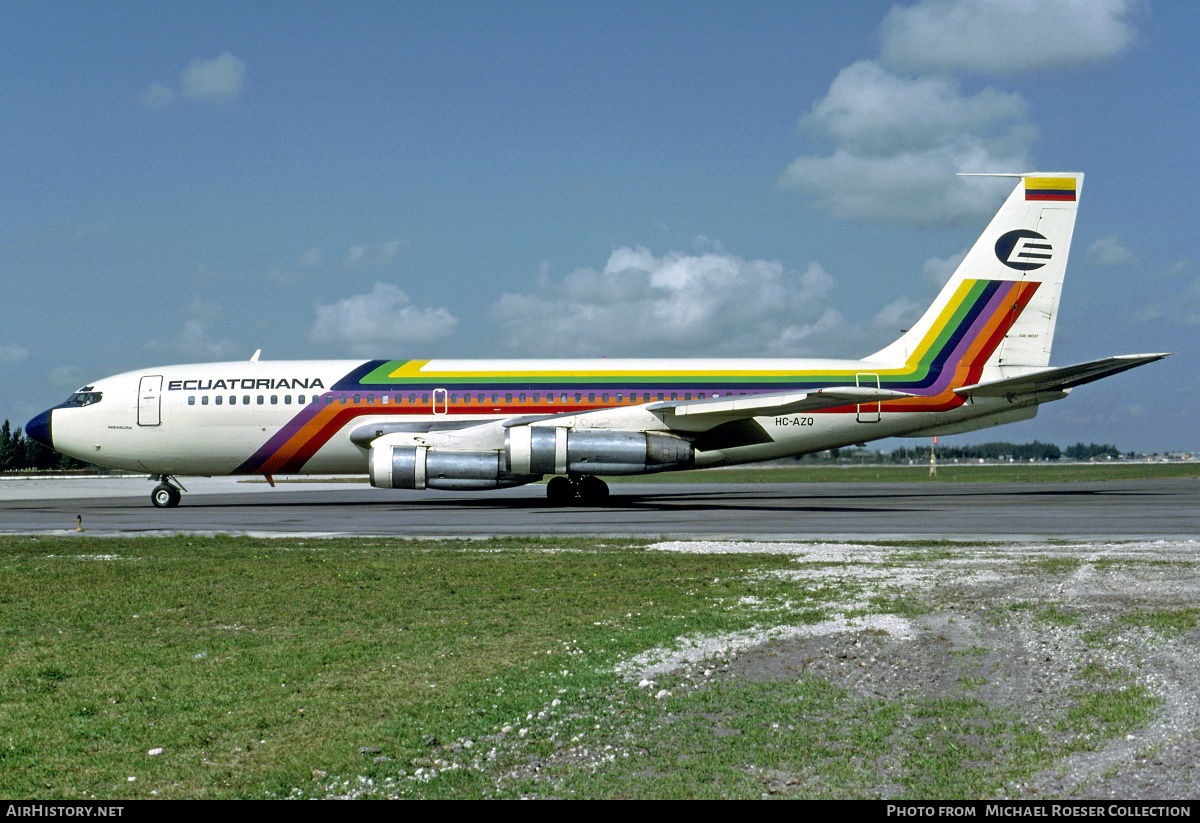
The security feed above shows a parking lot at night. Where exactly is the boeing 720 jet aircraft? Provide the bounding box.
[27,174,1168,507]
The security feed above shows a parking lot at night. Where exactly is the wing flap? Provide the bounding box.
[954,353,1171,398]
[649,386,914,418]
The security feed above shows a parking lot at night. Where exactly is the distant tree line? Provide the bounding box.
[889,440,1064,462]
[0,419,94,471]
[1062,442,1124,460]
[880,441,1129,463]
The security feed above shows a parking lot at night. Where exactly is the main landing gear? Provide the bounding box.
[545,475,609,505]
[150,475,186,508]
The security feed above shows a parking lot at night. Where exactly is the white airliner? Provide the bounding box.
[27,174,1167,507]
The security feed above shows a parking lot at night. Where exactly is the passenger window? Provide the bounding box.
[244,395,251,405]
[271,395,278,405]
[188,396,195,405]
[518,393,525,403]
[340,395,347,404]
[353,394,361,404]
[381,395,388,405]
[201,396,209,405]
[257,395,264,405]
[284,395,291,405]
[215,396,223,406]
[602,393,610,402]
[588,393,595,403]
[298,395,305,404]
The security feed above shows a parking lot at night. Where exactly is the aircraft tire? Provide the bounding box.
[546,476,573,504]
[152,485,181,508]
[578,475,609,504]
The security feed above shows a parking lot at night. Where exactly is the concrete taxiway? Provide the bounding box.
[0,475,1196,540]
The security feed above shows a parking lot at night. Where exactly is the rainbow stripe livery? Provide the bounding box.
[27,173,1169,506]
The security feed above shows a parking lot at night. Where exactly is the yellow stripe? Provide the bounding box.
[1025,177,1076,191]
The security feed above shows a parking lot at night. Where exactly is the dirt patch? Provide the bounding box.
[673,542,1200,798]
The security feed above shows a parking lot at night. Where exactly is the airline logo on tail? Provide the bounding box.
[994,229,1052,271]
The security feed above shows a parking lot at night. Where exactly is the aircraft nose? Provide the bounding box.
[26,409,53,450]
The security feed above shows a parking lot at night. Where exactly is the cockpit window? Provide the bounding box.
[66,391,102,407]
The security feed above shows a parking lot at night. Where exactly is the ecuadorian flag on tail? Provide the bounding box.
[1025,176,1077,201]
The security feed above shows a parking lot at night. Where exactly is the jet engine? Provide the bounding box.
[505,427,694,475]
[369,444,538,490]
[368,427,694,490]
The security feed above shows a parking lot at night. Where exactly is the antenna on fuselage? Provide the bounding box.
[250,349,261,362]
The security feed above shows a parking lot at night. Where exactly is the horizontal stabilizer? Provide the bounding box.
[650,386,914,418]
[954,353,1171,398]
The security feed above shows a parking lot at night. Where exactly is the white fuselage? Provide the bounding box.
[38,357,1043,480]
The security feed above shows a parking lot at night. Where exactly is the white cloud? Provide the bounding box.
[1086,236,1136,267]
[922,247,969,286]
[142,53,247,109]
[309,283,458,356]
[49,366,84,388]
[1134,275,1200,327]
[781,2,1139,227]
[298,248,323,268]
[879,0,1139,75]
[145,298,240,360]
[0,344,29,363]
[173,319,241,359]
[489,246,911,358]
[871,297,923,336]
[141,82,176,109]
[182,52,246,103]
[802,62,1030,156]
[780,61,1031,226]
[1165,259,1191,278]
[344,240,407,267]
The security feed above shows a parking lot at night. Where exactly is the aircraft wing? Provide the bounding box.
[954,353,1171,399]
[647,386,915,418]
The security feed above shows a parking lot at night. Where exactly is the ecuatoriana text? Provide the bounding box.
[167,378,325,392]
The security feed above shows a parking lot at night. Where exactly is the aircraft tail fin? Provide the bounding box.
[867,173,1083,377]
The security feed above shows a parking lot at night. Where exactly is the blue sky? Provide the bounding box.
[3,1,1196,453]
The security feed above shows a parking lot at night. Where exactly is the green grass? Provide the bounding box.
[0,535,822,799]
[0,535,1172,799]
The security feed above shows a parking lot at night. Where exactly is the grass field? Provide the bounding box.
[0,535,1181,799]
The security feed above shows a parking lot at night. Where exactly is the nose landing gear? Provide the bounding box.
[150,475,186,508]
